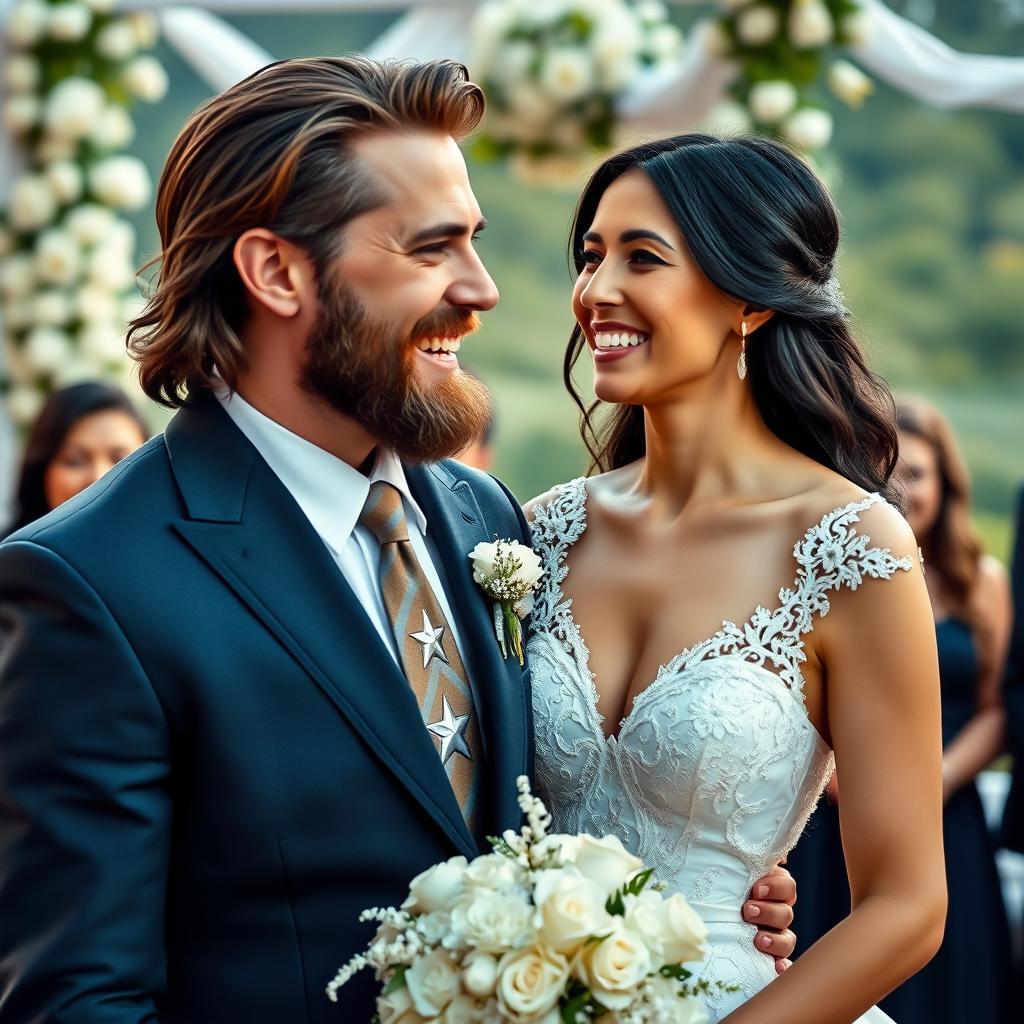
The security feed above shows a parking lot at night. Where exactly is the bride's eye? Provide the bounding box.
[628,249,668,266]
[578,249,602,267]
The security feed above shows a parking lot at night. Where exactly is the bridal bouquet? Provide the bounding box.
[328,777,713,1023]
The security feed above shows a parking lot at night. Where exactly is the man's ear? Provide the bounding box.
[232,228,312,318]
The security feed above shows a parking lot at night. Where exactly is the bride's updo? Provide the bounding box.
[565,133,901,505]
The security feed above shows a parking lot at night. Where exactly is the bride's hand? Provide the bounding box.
[744,862,797,973]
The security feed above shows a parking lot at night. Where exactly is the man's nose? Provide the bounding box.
[446,251,499,312]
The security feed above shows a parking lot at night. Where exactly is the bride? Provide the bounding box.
[524,134,946,1023]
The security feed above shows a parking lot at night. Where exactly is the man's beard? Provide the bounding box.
[301,277,494,464]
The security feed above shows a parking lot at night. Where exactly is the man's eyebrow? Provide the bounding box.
[407,218,488,247]
[582,228,676,250]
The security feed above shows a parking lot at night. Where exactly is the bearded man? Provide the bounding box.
[0,57,796,1021]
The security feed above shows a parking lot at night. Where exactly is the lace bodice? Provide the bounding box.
[527,478,913,1020]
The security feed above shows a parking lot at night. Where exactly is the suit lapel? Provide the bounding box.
[165,399,477,857]
[405,463,530,840]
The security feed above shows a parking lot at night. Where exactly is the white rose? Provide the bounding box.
[25,326,72,374]
[122,56,169,103]
[592,20,643,79]
[5,55,41,93]
[76,284,119,323]
[7,0,49,47]
[35,229,81,286]
[508,82,556,131]
[0,254,36,299]
[736,5,779,46]
[572,926,652,1011]
[95,19,139,60]
[638,1,669,24]
[827,60,873,110]
[469,540,544,593]
[782,107,833,150]
[405,948,461,1017]
[621,890,668,961]
[127,12,159,49]
[402,855,468,914]
[841,8,874,45]
[561,833,644,893]
[464,853,523,894]
[65,203,116,246]
[448,890,535,953]
[534,867,612,955]
[84,0,118,11]
[79,321,125,363]
[46,161,84,205]
[85,246,135,291]
[490,39,535,92]
[496,946,568,1020]
[4,298,35,330]
[3,95,41,135]
[702,99,752,135]
[90,105,136,150]
[7,385,45,426]
[462,950,499,998]
[441,994,482,1024]
[747,80,798,124]
[644,976,709,1024]
[418,909,454,945]
[788,0,833,49]
[47,3,93,43]
[539,48,594,104]
[105,220,136,255]
[377,984,427,1024]
[10,174,58,232]
[658,893,709,965]
[45,77,106,141]
[89,156,152,211]
[31,289,73,327]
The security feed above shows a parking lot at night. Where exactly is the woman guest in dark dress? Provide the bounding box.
[7,381,149,535]
[789,394,1013,1022]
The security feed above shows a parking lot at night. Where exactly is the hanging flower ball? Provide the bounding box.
[0,254,37,300]
[47,3,94,44]
[737,5,780,47]
[90,106,136,150]
[6,1,50,48]
[122,56,169,103]
[7,385,46,427]
[79,320,127,364]
[3,94,42,135]
[828,60,873,109]
[95,19,139,61]
[748,80,799,124]
[4,54,42,93]
[64,203,117,246]
[10,174,59,231]
[45,160,85,205]
[782,107,834,150]
[77,283,120,324]
[44,76,106,141]
[788,0,834,50]
[24,326,73,374]
[88,155,152,211]
[31,289,74,328]
[34,228,82,286]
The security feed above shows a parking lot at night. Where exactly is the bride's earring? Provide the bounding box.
[737,321,748,381]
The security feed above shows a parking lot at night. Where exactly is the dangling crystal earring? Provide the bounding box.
[737,321,748,381]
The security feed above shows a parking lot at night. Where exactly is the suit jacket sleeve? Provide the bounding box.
[0,540,171,1022]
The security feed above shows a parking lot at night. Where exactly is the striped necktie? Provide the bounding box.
[359,481,481,827]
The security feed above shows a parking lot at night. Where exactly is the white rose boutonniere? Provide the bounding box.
[469,538,544,666]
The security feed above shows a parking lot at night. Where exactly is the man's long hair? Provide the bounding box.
[128,56,485,407]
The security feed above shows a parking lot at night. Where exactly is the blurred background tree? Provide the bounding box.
[126,0,1023,557]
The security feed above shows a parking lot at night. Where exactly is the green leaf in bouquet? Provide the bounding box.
[605,889,625,916]
[486,834,518,859]
[382,964,408,995]
[660,963,694,982]
[560,982,593,1023]
[624,868,655,896]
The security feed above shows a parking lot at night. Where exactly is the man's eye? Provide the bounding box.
[416,243,448,255]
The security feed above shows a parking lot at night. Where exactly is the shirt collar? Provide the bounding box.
[214,387,429,555]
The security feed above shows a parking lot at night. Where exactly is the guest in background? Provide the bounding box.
[1001,483,1024,999]
[455,366,496,471]
[7,382,149,535]
[789,395,1013,1023]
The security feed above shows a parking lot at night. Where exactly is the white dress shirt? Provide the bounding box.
[215,388,466,669]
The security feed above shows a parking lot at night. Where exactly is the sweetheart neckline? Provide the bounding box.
[542,477,882,745]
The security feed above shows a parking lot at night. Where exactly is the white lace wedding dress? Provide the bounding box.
[527,478,911,1023]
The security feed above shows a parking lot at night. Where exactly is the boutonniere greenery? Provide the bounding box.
[469,538,544,667]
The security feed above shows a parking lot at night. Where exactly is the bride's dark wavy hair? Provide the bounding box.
[565,133,901,505]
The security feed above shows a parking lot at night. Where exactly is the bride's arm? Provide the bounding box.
[722,503,946,1024]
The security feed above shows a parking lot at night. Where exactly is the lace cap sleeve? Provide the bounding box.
[527,478,588,631]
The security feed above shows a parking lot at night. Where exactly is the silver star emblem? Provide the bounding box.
[409,609,449,669]
[427,694,472,765]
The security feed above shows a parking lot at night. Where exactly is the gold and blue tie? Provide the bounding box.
[359,481,480,827]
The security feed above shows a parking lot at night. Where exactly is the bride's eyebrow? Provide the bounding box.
[582,229,676,250]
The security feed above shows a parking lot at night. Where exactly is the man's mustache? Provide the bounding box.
[410,309,481,342]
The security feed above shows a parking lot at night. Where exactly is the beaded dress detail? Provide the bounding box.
[527,478,911,1022]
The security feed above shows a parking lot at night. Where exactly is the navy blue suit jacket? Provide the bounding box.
[0,395,534,1021]
[1002,485,1024,852]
